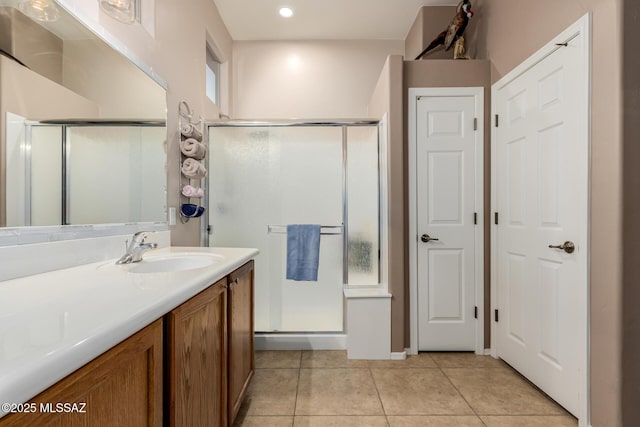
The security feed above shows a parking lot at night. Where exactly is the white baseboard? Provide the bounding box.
[390,351,407,360]
[255,334,346,351]
[406,347,418,356]
[484,348,492,356]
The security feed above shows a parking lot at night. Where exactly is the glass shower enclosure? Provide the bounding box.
[208,122,380,333]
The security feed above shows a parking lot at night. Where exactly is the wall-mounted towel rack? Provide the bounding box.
[267,225,344,235]
[178,100,207,224]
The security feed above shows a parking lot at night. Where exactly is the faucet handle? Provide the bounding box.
[132,230,156,244]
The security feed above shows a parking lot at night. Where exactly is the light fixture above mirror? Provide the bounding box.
[279,7,293,18]
[18,0,59,22]
[99,0,136,24]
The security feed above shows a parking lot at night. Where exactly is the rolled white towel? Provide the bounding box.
[181,158,207,179]
[180,123,203,141]
[180,138,207,160]
[182,185,204,198]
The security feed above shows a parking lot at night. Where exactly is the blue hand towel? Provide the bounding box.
[286,224,321,281]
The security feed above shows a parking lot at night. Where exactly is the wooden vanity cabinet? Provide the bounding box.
[166,277,228,427]
[0,260,255,427]
[0,319,163,427]
[167,260,255,427]
[227,260,255,424]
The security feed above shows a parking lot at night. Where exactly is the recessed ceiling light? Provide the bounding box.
[279,7,293,18]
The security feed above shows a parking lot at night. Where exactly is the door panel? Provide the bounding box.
[506,138,527,226]
[428,151,463,223]
[417,95,479,351]
[538,125,562,226]
[428,249,463,320]
[228,261,255,425]
[538,259,561,365]
[506,252,526,347]
[428,110,464,137]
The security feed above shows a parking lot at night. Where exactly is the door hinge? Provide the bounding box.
[494,212,499,225]
[474,212,478,225]
[495,114,499,127]
[473,117,478,131]
[494,309,499,322]
[474,306,478,319]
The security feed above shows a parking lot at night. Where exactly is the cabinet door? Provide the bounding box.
[0,319,163,427]
[227,260,255,425]
[167,279,227,427]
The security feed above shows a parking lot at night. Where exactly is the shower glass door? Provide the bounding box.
[209,126,344,332]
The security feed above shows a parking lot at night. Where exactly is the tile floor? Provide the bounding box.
[233,351,578,427]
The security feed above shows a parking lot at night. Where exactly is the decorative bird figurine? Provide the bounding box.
[415,0,474,60]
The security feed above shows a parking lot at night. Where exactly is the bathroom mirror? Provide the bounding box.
[0,0,167,228]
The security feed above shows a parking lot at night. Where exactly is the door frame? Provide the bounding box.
[408,87,485,356]
[490,13,591,427]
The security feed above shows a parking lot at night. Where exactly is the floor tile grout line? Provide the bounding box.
[292,352,303,420]
[424,352,438,368]
[481,414,577,417]
[438,365,488,426]
[439,365,571,418]
[368,367,391,426]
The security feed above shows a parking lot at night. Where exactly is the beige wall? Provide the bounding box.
[232,40,404,119]
[404,6,456,61]
[403,60,491,349]
[57,0,233,246]
[470,0,626,425]
[0,56,99,226]
[62,39,166,119]
[622,0,640,424]
[367,58,491,354]
[367,55,405,353]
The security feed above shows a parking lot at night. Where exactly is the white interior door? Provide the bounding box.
[415,91,482,351]
[493,23,588,417]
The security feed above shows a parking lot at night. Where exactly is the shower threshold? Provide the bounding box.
[254,332,347,351]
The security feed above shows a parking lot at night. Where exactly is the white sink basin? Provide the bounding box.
[100,253,225,274]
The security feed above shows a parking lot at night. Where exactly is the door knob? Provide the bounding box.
[548,241,575,254]
[421,234,439,243]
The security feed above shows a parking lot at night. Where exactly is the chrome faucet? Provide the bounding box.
[115,231,158,264]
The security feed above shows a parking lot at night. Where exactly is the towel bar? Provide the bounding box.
[267,225,343,235]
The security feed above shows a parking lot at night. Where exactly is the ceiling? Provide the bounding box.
[212,0,461,41]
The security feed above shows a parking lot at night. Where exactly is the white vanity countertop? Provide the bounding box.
[0,246,258,416]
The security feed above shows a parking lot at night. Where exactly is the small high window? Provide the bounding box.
[206,46,220,105]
